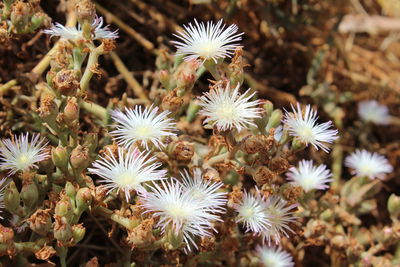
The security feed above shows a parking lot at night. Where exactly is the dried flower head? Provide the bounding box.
[0,133,49,176]
[198,83,263,132]
[0,178,8,219]
[262,196,297,245]
[285,160,332,192]
[44,16,118,41]
[110,105,176,150]
[141,179,224,251]
[345,149,393,180]
[358,100,390,125]
[283,103,338,152]
[235,189,270,234]
[88,147,166,201]
[172,19,243,62]
[181,168,227,213]
[256,245,295,267]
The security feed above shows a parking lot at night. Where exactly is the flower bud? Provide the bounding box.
[164,227,184,250]
[38,94,58,120]
[10,1,32,29]
[126,218,155,248]
[228,47,245,86]
[72,224,86,244]
[0,224,14,244]
[20,180,39,211]
[76,188,92,212]
[388,194,400,219]
[63,97,79,125]
[55,198,74,222]
[159,70,170,89]
[174,59,200,90]
[65,182,76,199]
[203,167,221,182]
[75,0,96,23]
[70,145,90,171]
[263,101,274,116]
[265,109,283,131]
[269,156,290,175]
[155,50,171,70]
[4,181,21,214]
[241,135,274,154]
[28,209,52,236]
[170,141,194,162]
[253,166,275,186]
[52,145,69,170]
[53,69,79,96]
[54,216,73,244]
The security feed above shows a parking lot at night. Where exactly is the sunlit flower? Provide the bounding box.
[0,178,8,219]
[256,245,294,267]
[0,133,49,176]
[262,196,297,245]
[286,160,332,192]
[345,149,393,180]
[172,19,243,62]
[358,100,390,125]
[235,189,270,234]
[283,103,338,152]
[88,147,166,201]
[198,83,263,132]
[110,105,176,150]
[181,168,227,213]
[141,179,223,251]
[44,16,118,41]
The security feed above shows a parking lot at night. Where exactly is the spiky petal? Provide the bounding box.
[256,245,295,267]
[198,83,263,132]
[172,19,243,63]
[345,149,393,180]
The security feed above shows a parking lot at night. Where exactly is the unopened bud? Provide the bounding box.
[388,194,400,219]
[161,89,184,113]
[28,209,52,236]
[63,97,79,125]
[265,109,283,131]
[65,182,76,199]
[55,198,74,222]
[159,70,170,89]
[52,145,69,170]
[263,101,274,116]
[72,224,86,244]
[53,69,79,96]
[174,59,200,90]
[269,156,290,175]
[75,0,96,23]
[253,166,275,186]
[54,216,72,243]
[228,47,245,86]
[76,188,92,212]
[155,50,171,70]
[10,1,32,28]
[203,168,221,182]
[70,145,90,171]
[170,141,194,162]
[20,181,39,210]
[4,181,21,214]
[38,94,58,119]
[241,135,274,154]
[0,224,14,244]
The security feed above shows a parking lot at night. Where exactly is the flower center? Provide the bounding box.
[360,164,372,175]
[16,153,31,169]
[298,126,314,142]
[135,125,154,139]
[216,102,236,121]
[240,207,255,219]
[116,171,137,186]
[197,42,219,58]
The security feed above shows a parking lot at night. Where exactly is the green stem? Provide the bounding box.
[80,100,109,123]
[57,246,68,267]
[94,206,137,230]
[80,50,100,93]
[0,79,17,94]
[203,59,221,80]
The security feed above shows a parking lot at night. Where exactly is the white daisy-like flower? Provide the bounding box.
[286,160,332,192]
[358,100,390,125]
[234,189,270,234]
[0,178,8,219]
[345,149,393,180]
[256,245,294,267]
[283,103,339,152]
[88,147,166,201]
[181,168,227,213]
[44,16,118,41]
[141,179,223,251]
[198,83,263,132]
[262,196,297,245]
[0,133,49,176]
[110,105,176,150]
[172,19,243,63]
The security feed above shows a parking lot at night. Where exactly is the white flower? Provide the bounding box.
[181,168,227,213]
[345,149,393,180]
[0,178,8,219]
[44,16,118,41]
[262,196,297,245]
[273,125,284,142]
[110,105,176,150]
[256,245,294,267]
[141,179,223,251]
[172,19,243,62]
[283,103,338,152]
[198,83,263,132]
[0,133,49,176]
[88,147,166,201]
[286,160,332,192]
[358,100,390,125]
[235,189,270,234]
